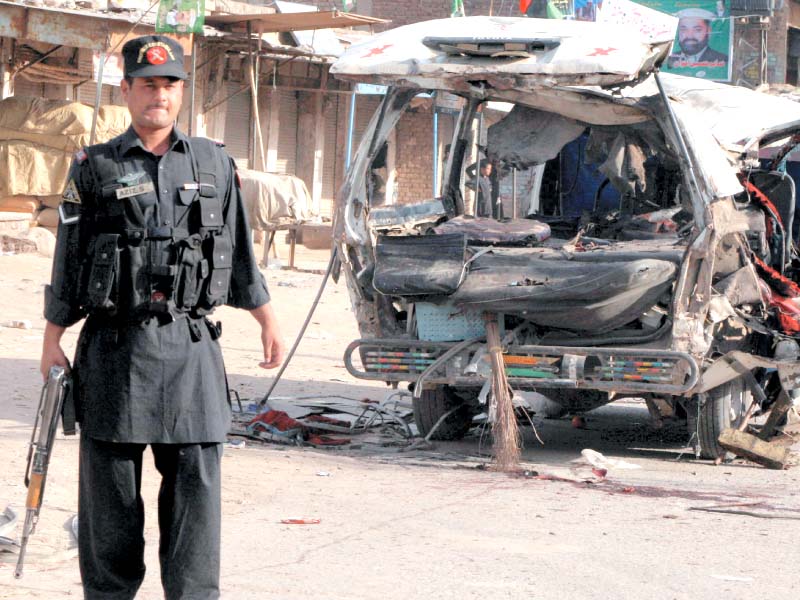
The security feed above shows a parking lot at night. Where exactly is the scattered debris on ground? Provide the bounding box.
[229,392,415,449]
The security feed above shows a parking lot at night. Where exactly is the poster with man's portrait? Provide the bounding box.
[649,0,732,81]
[155,0,206,34]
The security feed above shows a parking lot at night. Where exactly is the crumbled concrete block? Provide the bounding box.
[718,428,796,470]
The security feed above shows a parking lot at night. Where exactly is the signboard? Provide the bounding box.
[596,0,678,44]
[355,83,388,95]
[155,0,206,34]
[92,52,124,87]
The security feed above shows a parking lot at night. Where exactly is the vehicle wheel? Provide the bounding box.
[413,386,475,440]
[696,377,753,460]
[542,389,610,417]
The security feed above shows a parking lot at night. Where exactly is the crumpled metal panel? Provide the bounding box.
[368,199,447,230]
[623,73,800,154]
[486,105,585,170]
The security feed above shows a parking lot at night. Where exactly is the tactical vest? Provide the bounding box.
[79,137,233,322]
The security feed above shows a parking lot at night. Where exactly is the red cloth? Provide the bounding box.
[247,410,352,445]
[753,256,800,298]
[307,434,350,446]
[248,410,304,432]
[753,257,800,334]
[304,414,351,428]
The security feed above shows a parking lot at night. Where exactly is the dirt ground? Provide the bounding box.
[1,241,800,600]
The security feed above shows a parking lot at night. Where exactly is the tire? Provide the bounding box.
[413,386,474,441]
[696,377,753,460]
[542,389,610,416]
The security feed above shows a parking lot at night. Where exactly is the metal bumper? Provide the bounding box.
[344,338,700,395]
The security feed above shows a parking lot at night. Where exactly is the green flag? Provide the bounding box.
[546,1,564,19]
[155,0,205,34]
[451,0,465,17]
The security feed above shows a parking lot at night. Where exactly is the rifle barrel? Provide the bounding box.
[14,366,67,579]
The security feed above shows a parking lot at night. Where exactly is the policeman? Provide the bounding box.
[39,35,284,599]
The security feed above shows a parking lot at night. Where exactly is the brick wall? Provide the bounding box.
[768,8,788,85]
[285,0,534,210]
[463,0,523,17]
[290,0,511,29]
[733,11,788,86]
[395,106,435,204]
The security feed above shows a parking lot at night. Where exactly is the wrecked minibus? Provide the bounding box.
[329,16,800,459]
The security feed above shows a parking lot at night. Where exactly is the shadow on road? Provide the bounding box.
[3,361,697,471]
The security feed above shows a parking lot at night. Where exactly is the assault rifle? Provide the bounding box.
[14,365,70,579]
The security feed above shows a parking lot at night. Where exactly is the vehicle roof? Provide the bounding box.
[331,16,673,88]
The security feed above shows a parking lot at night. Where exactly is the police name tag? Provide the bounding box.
[116,181,155,200]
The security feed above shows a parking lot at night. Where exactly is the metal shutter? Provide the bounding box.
[77,82,114,106]
[276,89,297,175]
[320,94,340,218]
[12,77,43,98]
[223,82,252,168]
[44,83,68,100]
[353,95,381,152]
[77,49,115,107]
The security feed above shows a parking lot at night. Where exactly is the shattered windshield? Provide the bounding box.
[358,88,691,245]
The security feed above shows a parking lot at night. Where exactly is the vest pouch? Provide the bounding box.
[126,243,148,312]
[175,238,205,310]
[199,195,224,228]
[85,233,120,311]
[204,234,233,306]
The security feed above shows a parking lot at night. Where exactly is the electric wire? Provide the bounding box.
[258,247,338,409]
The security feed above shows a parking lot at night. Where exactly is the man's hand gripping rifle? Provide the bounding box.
[14,365,71,579]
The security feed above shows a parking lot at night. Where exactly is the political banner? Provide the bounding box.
[642,0,732,81]
[155,0,205,34]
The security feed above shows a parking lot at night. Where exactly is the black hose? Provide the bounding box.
[539,319,672,347]
[258,246,338,409]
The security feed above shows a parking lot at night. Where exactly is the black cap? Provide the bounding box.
[121,35,187,80]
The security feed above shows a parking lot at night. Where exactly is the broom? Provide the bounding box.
[484,313,521,471]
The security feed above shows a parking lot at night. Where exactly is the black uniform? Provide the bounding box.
[45,126,268,599]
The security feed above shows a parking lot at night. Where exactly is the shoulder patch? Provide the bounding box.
[62,178,82,204]
[74,148,88,164]
[58,202,80,225]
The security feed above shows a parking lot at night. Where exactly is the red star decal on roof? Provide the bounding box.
[589,47,617,56]
[362,44,393,58]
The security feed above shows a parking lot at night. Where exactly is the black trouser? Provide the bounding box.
[79,434,222,600]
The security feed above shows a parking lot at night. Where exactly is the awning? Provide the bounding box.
[205,10,387,33]
[0,0,192,53]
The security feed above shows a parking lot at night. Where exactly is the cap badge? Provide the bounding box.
[137,42,176,65]
[146,46,167,65]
